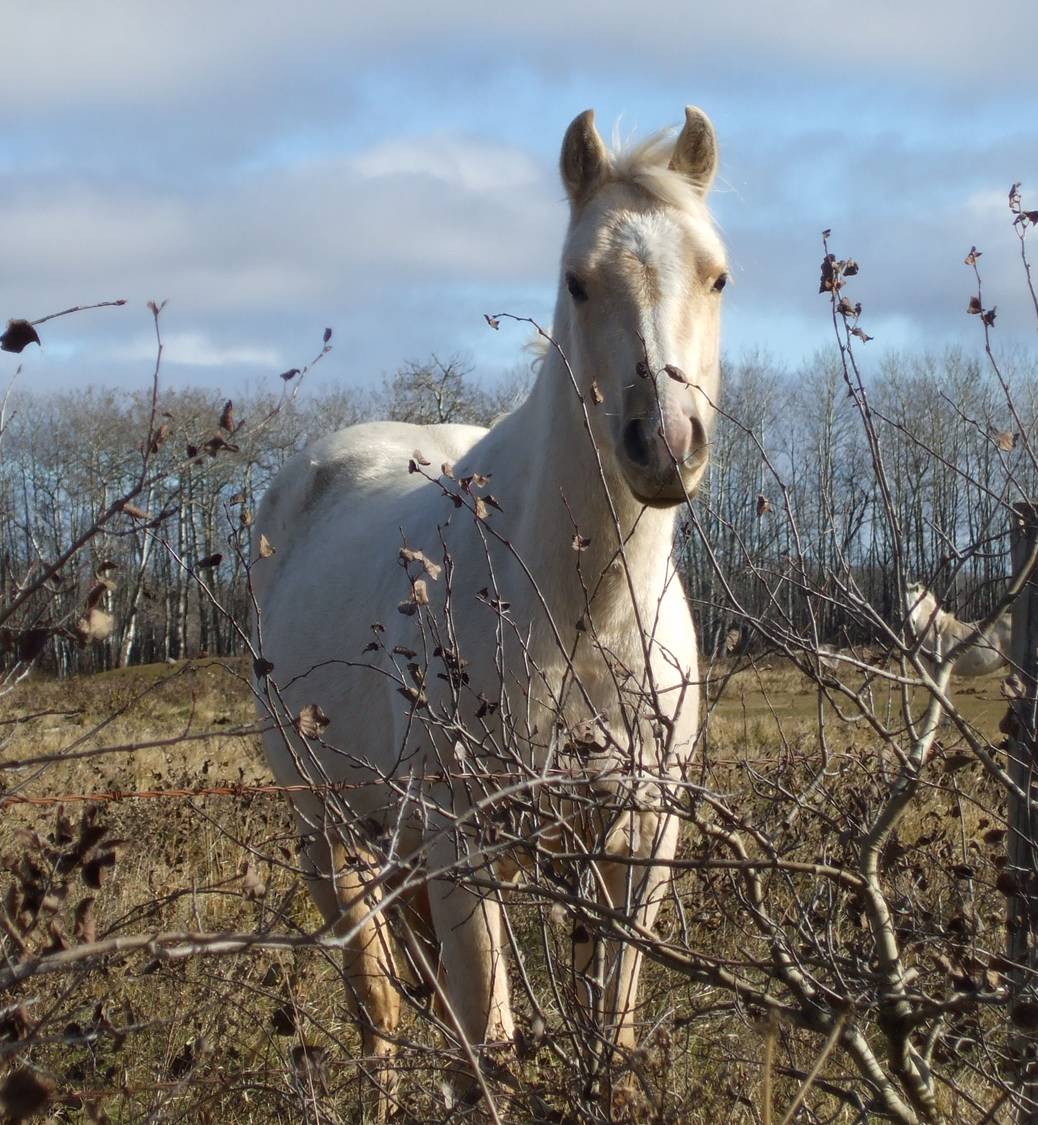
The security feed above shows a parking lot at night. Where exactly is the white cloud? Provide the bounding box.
[352,135,542,193]
[1,1,1034,113]
[114,332,282,369]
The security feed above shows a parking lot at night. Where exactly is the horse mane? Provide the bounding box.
[608,129,717,219]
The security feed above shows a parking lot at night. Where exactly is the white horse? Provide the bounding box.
[904,581,1011,676]
[252,105,725,1113]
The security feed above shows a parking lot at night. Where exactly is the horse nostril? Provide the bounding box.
[688,416,707,461]
[622,419,652,467]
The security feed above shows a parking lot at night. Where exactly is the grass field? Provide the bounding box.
[0,657,1014,1122]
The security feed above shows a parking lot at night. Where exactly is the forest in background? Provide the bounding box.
[2,344,1035,676]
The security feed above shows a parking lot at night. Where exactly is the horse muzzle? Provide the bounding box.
[618,412,709,505]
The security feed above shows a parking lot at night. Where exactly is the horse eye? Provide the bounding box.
[566,272,588,302]
[712,273,728,293]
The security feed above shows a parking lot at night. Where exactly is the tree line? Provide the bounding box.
[2,346,1034,675]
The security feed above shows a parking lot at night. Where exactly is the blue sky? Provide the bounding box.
[2,2,1036,397]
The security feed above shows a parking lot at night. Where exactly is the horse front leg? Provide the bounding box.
[426,870,514,1048]
[300,825,400,1123]
[573,809,679,1055]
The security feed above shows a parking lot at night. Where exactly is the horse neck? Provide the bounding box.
[490,347,678,630]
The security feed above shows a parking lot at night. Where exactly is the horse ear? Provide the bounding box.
[561,109,609,206]
[669,106,718,194]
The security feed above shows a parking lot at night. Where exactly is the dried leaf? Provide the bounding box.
[241,862,267,900]
[412,579,429,606]
[82,848,117,889]
[967,295,983,315]
[475,694,498,719]
[664,364,689,384]
[16,629,49,663]
[0,1068,55,1121]
[988,425,1018,452]
[279,368,300,382]
[86,581,108,609]
[397,685,428,708]
[1002,674,1025,700]
[412,449,431,466]
[0,320,40,354]
[121,502,151,520]
[253,656,274,678]
[196,553,222,570]
[75,608,114,645]
[295,704,330,740]
[219,400,235,432]
[292,1044,331,1094]
[148,423,170,455]
[272,1004,296,1036]
[1012,1000,1038,1030]
[484,314,500,330]
[589,380,604,405]
[964,246,982,266]
[473,496,489,520]
[258,534,275,558]
[756,494,771,517]
[441,461,455,479]
[74,897,96,943]
[850,326,873,343]
[996,869,1023,896]
[982,306,997,327]
[572,534,591,551]
[818,253,838,294]
[323,327,333,344]
[399,547,442,581]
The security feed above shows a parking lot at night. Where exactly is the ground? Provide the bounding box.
[0,657,1013,1123]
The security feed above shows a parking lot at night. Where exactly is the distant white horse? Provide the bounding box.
[904,581,1011,676]
[252,105,725,1113]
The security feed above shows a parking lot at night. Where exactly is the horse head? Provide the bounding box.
[556,106,726,505]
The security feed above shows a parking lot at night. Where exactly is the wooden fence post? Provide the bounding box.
[1008,500,1038,1124]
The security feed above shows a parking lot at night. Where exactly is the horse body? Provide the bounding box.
[904,582,1010,676]
[253,106,725,1112]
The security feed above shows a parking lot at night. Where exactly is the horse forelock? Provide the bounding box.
[608,130,718,223]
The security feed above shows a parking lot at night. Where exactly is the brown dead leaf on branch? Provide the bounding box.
[75,607,114,645]
[988,424,1019,452]
[0,1068,55,1121]
[0,319,41,354]
[295,703,331,739]
[398,578,430,616]
[399,546,442,580]
[241,862,267,900]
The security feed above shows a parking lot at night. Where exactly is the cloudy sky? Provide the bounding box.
[2,2,1036,397]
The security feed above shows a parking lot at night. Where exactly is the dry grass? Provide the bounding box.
[0,658,1014,1122]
